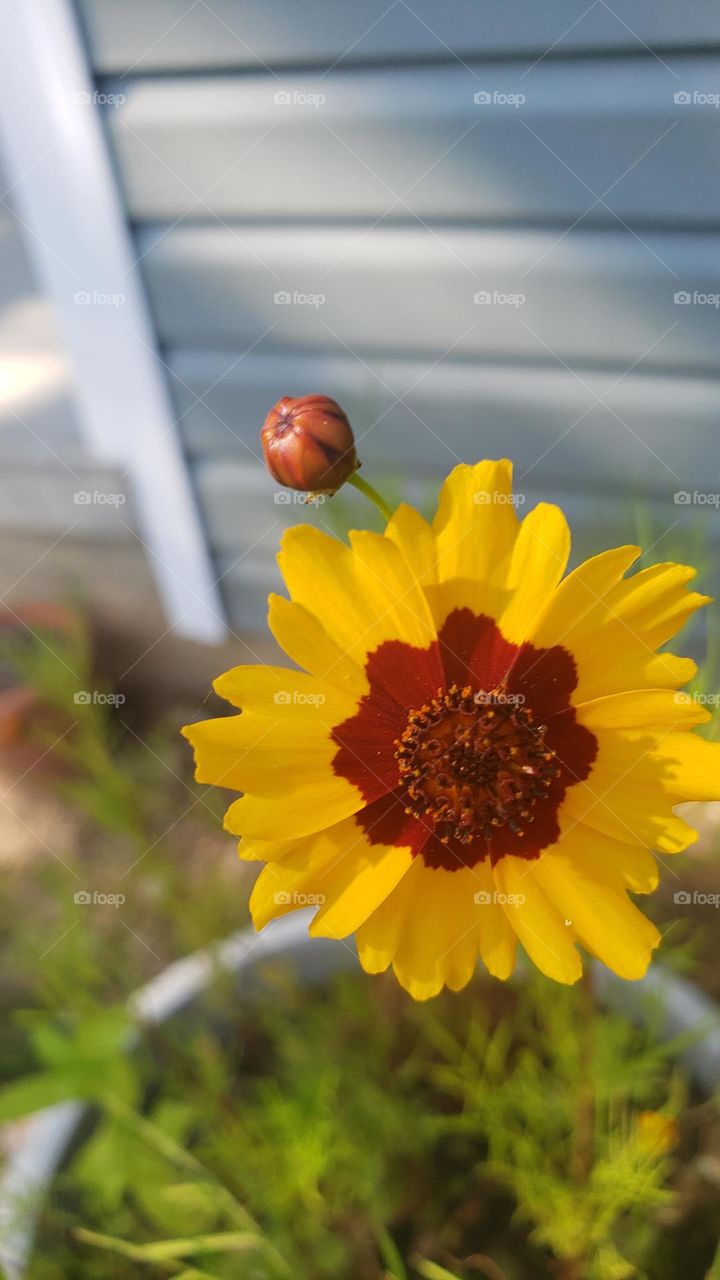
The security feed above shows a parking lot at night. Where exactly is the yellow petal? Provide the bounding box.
[308,845,413,939]
[249,814,413,933]
[470,859,518,979]
[277,525,437,666]
[531,544,638,644]
[356,858,517,999]
[575,689,711,732]
[384,862,482,1000]
[213,664,356,723]
[494,856,582,984]
[385,503,437,592]
[560,727,720,853]
[183,709,349,802]
[533,833,661,980]
[223,769,364,841]
[181,714,276,792]
[499,502,571,644]
[428,460,519,625]
[532,550,707,702]
[267,595,368,698]
[565,823,659,893]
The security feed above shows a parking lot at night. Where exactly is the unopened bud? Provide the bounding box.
[261,395,359,495]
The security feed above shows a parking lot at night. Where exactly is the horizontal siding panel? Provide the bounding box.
[108,58,720,225]
[141,225,720,371]
[78,0,720,71]
[0,463,132,537]
[172,352,720,494]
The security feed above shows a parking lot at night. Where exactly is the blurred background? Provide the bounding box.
[1,4,720,1278]
[1,0,720,669]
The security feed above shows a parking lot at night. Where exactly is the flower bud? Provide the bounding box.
[261,395,359,495]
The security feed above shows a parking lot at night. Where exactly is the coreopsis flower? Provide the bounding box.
[183,460,720,1000]
[261,394,359,494]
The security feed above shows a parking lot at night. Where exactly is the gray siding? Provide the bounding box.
[72,0,720,630]
[107,59,720,226]
[78,0,720,71]
[141,225,720,371]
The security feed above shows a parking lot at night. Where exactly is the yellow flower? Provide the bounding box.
[634,1111,679,1157]
[182,461,720,1000]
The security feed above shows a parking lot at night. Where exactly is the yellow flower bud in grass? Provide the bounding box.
[635,1111,679,1157]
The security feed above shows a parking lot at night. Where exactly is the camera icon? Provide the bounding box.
[273,90,292,105]
[273,890,292,904]
[74,890,92,904]
[473,91,492,105]
[474,290,492,305]
[674,291,691,304]
[73,291,91,304]
[73,490,92,505]
[273,491,292,503]
[673,890,692,905]
[274,290,292,305]
[674,491,691,505]
[673,91,692,105]
[474,890,492,905]
[473,491,491,505]
[274,690,292,705]
[74,690,92,704]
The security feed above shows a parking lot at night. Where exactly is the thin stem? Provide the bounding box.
[571,967,596,1187]
[347,472,394,522]
[100,1093,292,1277]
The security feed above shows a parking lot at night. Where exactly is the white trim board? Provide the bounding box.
[0,0,226,643]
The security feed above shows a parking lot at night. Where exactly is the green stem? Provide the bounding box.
[347,472,394,522]
[100,1093,292,1277]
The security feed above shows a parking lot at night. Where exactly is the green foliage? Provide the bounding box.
[426,973,689,1279]
[6,968,714,1280]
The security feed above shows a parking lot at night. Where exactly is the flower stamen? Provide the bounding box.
[395,682,560,845]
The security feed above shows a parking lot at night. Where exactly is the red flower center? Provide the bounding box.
[395,681,559,845]
[331,609,597,872]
